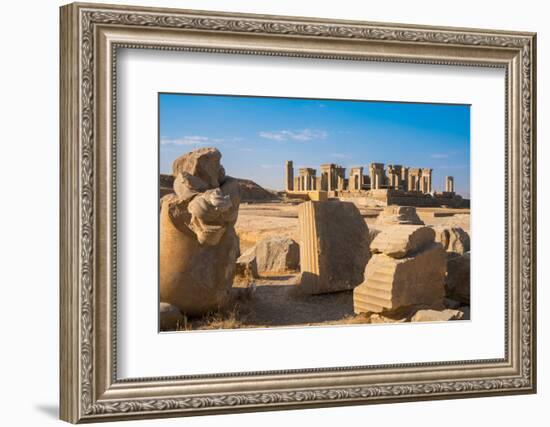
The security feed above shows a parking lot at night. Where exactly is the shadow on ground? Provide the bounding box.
[35,404,58,419]
[231,274,356,327]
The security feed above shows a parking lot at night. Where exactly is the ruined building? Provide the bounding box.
[285,160,467,208]
[286,161,437,194]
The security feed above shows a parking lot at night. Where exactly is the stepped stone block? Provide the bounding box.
[298,201,370,294]
[354,243,446,314]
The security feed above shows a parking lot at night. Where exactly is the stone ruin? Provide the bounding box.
[285,160,468,208]
[236,236,300,281]
[158,148,469,327]
[433,225,471,305]
[159,147,241,317]
[286,160,435,193]
[353,225,447,314]
[298,200,370,294]
[375,205,424,226]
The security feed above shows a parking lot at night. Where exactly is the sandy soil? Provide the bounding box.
[236,201,470,252]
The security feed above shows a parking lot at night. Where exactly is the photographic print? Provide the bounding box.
[158,93,471,332]
[60,5,536,420]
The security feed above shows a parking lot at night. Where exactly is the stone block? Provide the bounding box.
[370,225,435,259]
[445,252,470,303]
[254,236,300,274]
[433,226,470,256]
[375,205,424,226]
[354,243,446,314]
[411,308,464,322]
[298,201,370,294]
[307,191,328,201]
[235,249,259,281]
[172,147,225,188]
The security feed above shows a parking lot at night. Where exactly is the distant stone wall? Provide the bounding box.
[387,190,440,207]
[337,189,468,208]
[433,192,469,208]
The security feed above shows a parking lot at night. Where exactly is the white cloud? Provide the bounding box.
[259,129,328,142]
[160,135,222,146]
[431,153,450,159]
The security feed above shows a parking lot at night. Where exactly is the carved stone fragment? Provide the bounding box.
[298,201,370,294]
[159,148,241,316]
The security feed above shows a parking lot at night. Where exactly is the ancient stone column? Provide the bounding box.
[387,165,402,189]
[445,176,455,193]
[368,164,375,189]
[298,201,370,294]
[337,175,345,191]
[407,174,414,191]
[369,163,385,189]
[336,167,346,191]
[285,160,294,192]
[299,168,316,192]
[422,168,433,193]
[160,147,241,317]
[350,167,364,191]
[408,168,422,191]
[401,167,409,190]
[388,166,395,189]
[321,164,336,191]
[329,165,335,191]
[320,169,328,191]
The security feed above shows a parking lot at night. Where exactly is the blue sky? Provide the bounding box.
[159,93,470,197]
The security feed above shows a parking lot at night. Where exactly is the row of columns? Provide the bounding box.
[286,160,449,194]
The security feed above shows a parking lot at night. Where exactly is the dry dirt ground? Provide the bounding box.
[178,200,470,331]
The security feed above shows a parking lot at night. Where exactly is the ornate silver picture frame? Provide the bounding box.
[60,2,536,423]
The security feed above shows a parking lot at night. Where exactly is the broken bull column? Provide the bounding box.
[298,200,370,294]
[159,147,241,317]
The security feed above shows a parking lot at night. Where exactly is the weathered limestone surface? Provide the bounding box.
[354,224,446,314]
[299,201,370,294]
[235,249,259,281]
[411,308,464,322]
[172,146,225,188]
[160,148,241,317]
[433,226,470,256]
[370,225,435,259]
[159,302,185,330]
[375,206,424,226]
[445,252,470,304]
[252,236,300,274]
[368,228,382,246]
